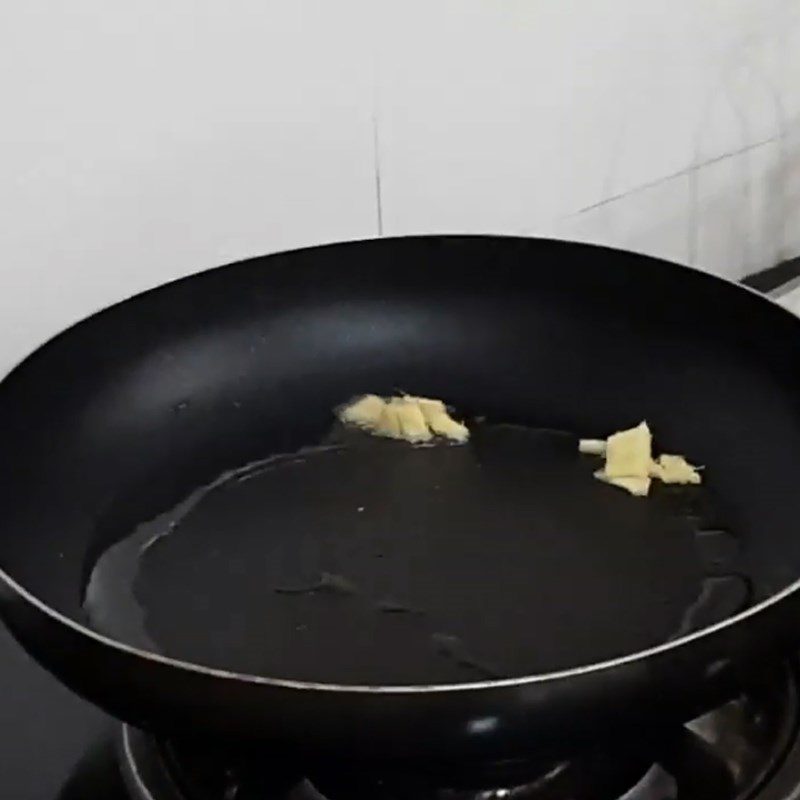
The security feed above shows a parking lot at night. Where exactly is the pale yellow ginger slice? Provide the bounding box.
[586,420,700,496]
[604,421,652,480]
[388,397,433,443]
[374,401,404,439]
[578,438,606,456]
[594,470,651,497]
[428,414,470,443]
[338,394,468,444]
[413,396,446,415]
[650,454,702,485]
[414,396,470,443]
[338,394,386,428]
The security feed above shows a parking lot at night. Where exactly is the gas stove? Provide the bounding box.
[5,616,800,800]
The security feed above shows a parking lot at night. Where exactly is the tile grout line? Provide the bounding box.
[573,135,780,216]
[371,110,384,237]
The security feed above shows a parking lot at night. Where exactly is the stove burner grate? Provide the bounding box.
[119,662,799,800]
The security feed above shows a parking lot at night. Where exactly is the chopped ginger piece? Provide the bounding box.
[650,454,701,485]
[427,412,469,443]
[414,396,470,443]
[579,438,607,455]
[594,470,651,497]
[389,397,433,443]
[613,476,651,496]
[376,401,403,439]
[584,420,701,496]
[414,397,446,415]
[604,421,652,480]
[339,394,386,428]
[337,394,469,444]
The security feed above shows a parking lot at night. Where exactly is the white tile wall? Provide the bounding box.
[376,0,800,275]
[558,173,693,267]
[692,151,754,277]
[778,285,800,317]
[0,0,378,373]
[785,125,800,259]
[0,0,799,372]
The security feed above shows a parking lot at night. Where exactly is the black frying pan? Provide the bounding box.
[2,235,800,766]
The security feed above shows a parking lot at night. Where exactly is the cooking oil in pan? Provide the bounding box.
[82,423,749,685]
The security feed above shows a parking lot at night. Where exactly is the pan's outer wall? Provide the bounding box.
[2,235,800,760]
[3,572,800,761]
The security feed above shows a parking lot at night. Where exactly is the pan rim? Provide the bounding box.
[1,234,799,694]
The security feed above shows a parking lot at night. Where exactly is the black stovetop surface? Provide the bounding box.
[1,625,127,799]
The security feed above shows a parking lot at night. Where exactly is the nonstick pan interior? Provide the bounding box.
[3,236,800,690]
[82,420,726,685]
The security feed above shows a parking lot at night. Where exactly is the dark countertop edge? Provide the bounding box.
[741,257,800,293]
